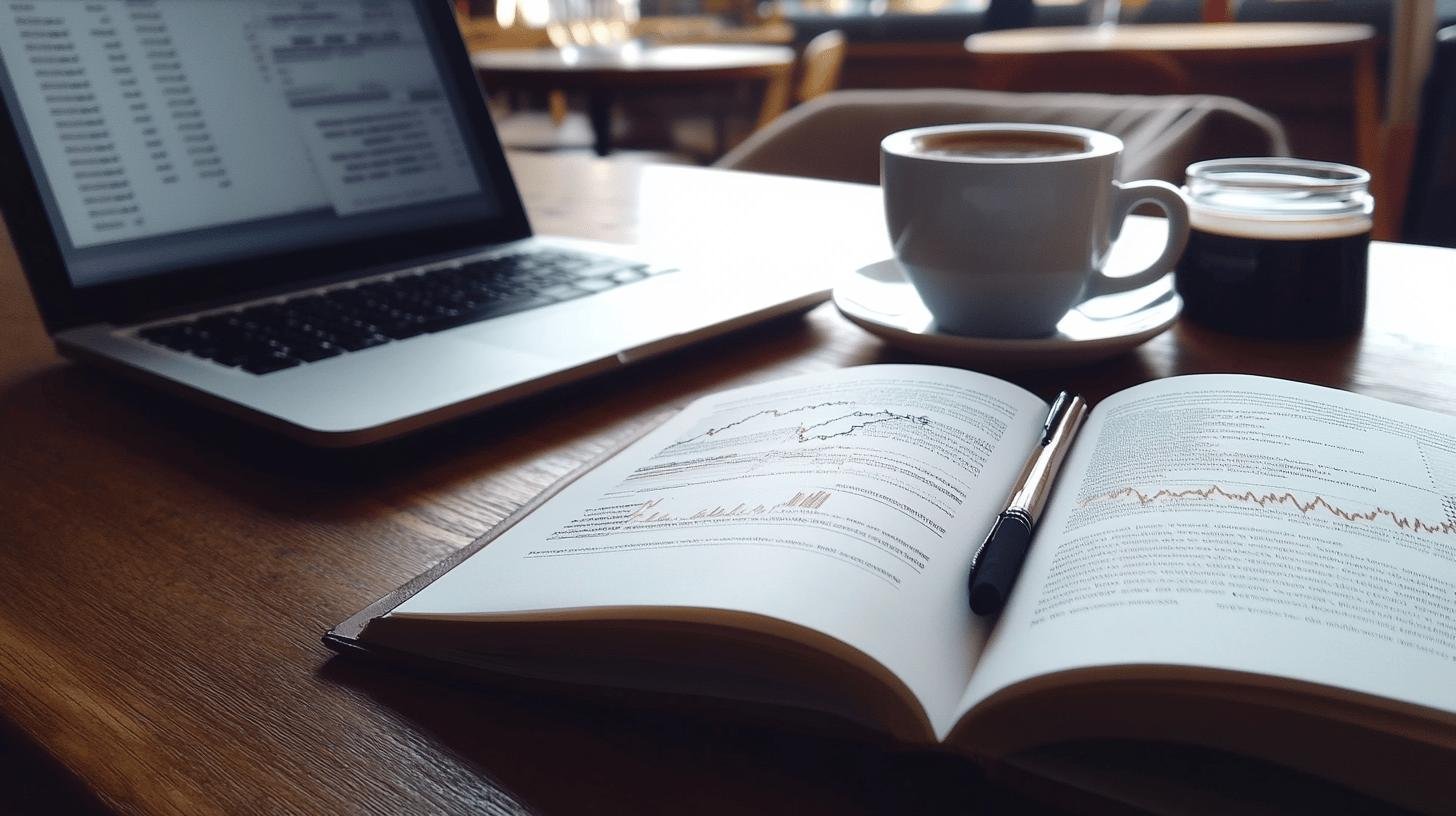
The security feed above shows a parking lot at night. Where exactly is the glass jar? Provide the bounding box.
[1176,158,1373,337]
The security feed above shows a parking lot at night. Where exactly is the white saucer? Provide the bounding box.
[833,258,1180,370]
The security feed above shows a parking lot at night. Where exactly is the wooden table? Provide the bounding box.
[457,15,795,50]
[473,44,795,155]
[3,153,1455,815]
[965,23,1393,236]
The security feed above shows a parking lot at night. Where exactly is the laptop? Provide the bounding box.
[0,0,828,445]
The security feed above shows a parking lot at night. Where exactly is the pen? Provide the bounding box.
[967,391,1089,616]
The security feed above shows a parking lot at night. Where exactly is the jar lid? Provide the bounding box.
[1185,157,1371,219]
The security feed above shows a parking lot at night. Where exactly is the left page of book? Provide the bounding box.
[389,364,1049,738]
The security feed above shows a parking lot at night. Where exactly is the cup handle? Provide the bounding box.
[1083,179,1190,299]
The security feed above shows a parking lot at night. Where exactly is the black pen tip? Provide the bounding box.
[969,584,1004,616]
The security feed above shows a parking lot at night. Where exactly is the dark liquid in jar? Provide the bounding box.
[1176,226,1369,337]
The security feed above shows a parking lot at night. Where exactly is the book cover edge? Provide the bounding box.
[324,409,678,649]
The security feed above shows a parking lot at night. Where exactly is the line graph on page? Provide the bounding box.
[1080,481,1456,536]
[669,401,932,448]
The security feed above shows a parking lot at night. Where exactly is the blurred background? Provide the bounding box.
[458,0,1456,245]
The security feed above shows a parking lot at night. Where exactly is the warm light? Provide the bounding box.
[587,19,612,45]
[495,0,517,26]
[519,0,552,28]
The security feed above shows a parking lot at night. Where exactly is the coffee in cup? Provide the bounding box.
[1176,158,1371,337]
[881,124,1190,338]
[912,130,1088,160]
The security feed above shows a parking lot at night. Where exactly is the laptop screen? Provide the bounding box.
[0,0,506,288]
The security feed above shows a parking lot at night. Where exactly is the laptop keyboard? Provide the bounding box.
[135,248,675,375]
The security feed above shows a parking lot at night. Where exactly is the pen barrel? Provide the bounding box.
[969,513,1034,616]
[1005,398,1088,521]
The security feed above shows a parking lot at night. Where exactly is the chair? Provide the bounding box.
[461,15,591,152]
[715,88,1289,185]
[796,30,848,103]
[617,30,849,162]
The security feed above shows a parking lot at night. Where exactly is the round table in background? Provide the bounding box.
[966,21,1377,55]
[472,43,797,156]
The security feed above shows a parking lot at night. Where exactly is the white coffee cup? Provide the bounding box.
[881,123,1190,338]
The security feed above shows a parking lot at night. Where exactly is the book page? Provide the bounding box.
[391,365,1048,737]
[961,374,1456,721]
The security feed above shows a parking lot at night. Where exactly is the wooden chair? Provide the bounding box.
[615,30,849,162]
[796,30,847,103]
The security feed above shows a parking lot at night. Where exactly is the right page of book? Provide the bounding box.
[960,374,1456,720]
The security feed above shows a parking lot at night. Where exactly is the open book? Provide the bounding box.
[328,365,1456,811]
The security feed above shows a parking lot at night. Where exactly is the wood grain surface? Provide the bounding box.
[1,153,1454,815]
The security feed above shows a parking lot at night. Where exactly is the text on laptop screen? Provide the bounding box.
[0,0,503,287]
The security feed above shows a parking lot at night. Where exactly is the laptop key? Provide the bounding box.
[135,248,658,371]
[292,343,344,363]
[336,333,389,352]
[377,325,420,341]
[242,351,302,375]
[139,326,192,352]
[418,296,555,333]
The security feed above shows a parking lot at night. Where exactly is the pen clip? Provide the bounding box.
[1041,392,1072,445]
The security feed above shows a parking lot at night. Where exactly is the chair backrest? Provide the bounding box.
[979,50,1193,96]
[796,30,847,104]
[716,88,1290,185]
